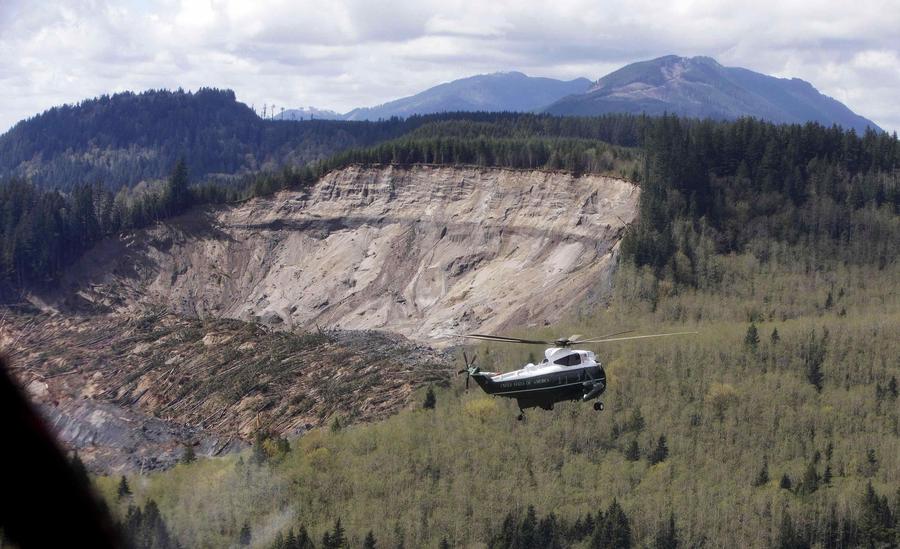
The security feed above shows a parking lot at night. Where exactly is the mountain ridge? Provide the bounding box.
[343,71,592,120]
[545,55,881,132]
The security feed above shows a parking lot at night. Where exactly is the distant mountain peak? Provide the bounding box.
[549,54,880,132]
[343,71,592,121]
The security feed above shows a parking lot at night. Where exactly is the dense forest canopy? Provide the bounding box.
[621,115,900,284]
[0,88,416,190]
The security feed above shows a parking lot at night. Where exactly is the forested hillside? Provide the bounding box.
[621,115,900,281]
[0,88,412,190]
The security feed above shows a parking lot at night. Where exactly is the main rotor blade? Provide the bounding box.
[469,353,477,366]
[462,334,551,345]
[577,331,699,344]
[590,329,636,340]
[463,350,469,367]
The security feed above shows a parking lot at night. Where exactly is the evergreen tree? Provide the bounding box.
[780,474,793,491]
[625,439,641,461]
[649,435,669,465]
[423,386,436,410]
[164,158,191,216]
[583,512,596,538]
[591,499,632,549]
[752,457,769,487]
[518,505,537,549]
[537,512,562,549]
[438,537,449,549]
[569,512,595,542]
[70,451,90,487]
[798,461,819,495]
[804,329,827,392]
[776,512,806,549]
[325,518,345,549]
[252,430,270,465]
[822,506,840,549]
[117,475,132,499]
[181,442,196,464]
[124,499,178,549]
[823,464,832,485]
[239,522,252,546]
[493,513,516,549]
[862,448,879,477]
[770,327,780,344]
[858,482,894,547]
[744,323,760,349]
[364,530,377,549]
[296,525,313,549]
[629,408,646,432]
[653,513,679,549]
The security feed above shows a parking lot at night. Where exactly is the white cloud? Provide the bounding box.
[0,0,897,132]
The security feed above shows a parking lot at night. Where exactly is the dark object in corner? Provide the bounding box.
[0,356,121,548]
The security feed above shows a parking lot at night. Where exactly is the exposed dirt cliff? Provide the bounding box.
[48,165,639,343]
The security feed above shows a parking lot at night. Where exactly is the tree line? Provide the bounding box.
[620,115,899,284]
[0,159,193,290]
[317,136,640,178]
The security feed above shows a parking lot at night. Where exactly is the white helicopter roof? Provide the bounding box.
[544,347,596,362]
[545,347,570,360]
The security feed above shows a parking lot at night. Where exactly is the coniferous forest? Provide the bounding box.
[0,88,416,190]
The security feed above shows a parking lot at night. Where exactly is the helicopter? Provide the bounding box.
[458,331,696,420]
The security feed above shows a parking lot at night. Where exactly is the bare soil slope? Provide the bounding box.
[50,165,639,342]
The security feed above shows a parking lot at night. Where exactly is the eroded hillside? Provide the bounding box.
[48,165,639,342]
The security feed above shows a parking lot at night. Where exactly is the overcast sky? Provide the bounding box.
[1,0,898,133]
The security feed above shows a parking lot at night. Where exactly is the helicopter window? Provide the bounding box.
[553,353,581,366]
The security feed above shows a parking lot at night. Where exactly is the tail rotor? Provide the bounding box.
[457,351,479,390]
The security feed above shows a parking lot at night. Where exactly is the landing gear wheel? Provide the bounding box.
[593,401,604,412]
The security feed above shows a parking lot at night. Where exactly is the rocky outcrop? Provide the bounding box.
[50,165,639,343]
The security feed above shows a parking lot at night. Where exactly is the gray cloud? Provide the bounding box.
[0,0,897,132]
